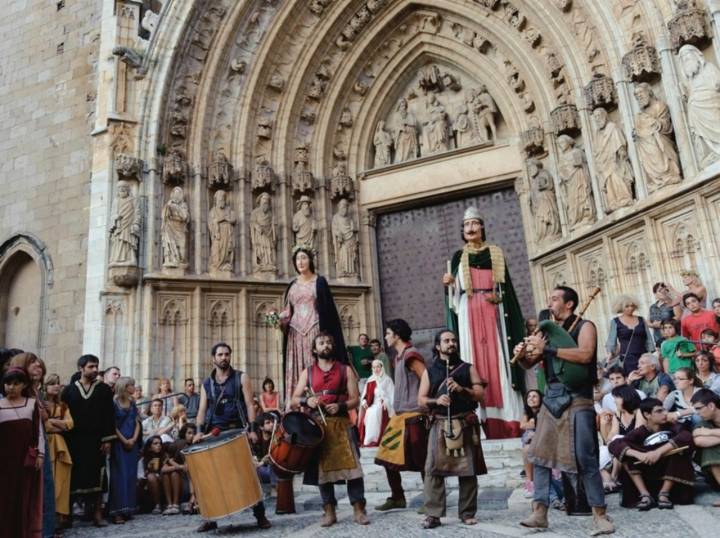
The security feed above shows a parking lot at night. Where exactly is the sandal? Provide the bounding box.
[422,516,441,529]
[636,493,656,511]
[657,491,673,510]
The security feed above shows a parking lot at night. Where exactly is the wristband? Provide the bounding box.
[338,402,348,414]
[299,396,308,407]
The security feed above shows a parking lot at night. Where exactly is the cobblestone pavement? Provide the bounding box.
[65,443,720,538]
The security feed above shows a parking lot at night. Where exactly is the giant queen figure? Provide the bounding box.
[442,207,525,438]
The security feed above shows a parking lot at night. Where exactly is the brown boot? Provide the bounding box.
[353,502,370,525]
[591,506,615,536]
[320,504,337,527]
[520,502,548,529]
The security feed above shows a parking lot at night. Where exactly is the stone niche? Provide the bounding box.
[369,60,507,169]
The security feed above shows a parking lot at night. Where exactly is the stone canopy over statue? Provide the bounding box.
[442,207,525,439]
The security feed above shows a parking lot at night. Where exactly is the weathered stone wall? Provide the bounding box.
[0,0,101,373]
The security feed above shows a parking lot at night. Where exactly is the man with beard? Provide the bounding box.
[418,330,487,529]
[194,343,271,532]
[61,354,116,527]
[291,332,368,527]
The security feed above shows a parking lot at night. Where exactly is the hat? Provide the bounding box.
[296,195,312,209]
[463,207,483,222]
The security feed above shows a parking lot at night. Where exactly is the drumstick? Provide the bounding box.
[305,387,327,426]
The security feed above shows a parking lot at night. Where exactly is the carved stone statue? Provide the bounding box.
[679,44,720,166]
[424,94,450,153]
[161,186,190,269]
[292,145,314,195]
[373,120,393,167]
[208,189,236,274]
[332,199,359,278]
[455,103,473,148]
[470,86,498,142]
[632,83,682,192]
[591,107,635,212]
[109,180,141,266]
[330,162,354,200]
[556,134,596,229]
[527,159,561,243]
[292,195,317,253]
[394,98,419,162]
[250,192,277,273]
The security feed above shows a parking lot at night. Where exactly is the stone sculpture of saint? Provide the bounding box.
[208,189,236,273]
[250,192,277,272]
[332,199,359,278]
[161,186,190,268]
[470,86,498,142]
[679,44,720,166]
[394,98,419,162]
[292,195,317,253]
[632,83,682,192]
[556,134,596,229]
[591,107,635,212]
[527,159,561,243]
[109,180,141,266]
[455,103,473,148]
[373,120,393,167]
[424,94,450,153]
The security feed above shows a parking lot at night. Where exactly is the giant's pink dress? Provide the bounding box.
[283,278,320,404]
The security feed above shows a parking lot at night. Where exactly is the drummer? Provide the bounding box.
[290,331,370,527]
[193,342,272,532]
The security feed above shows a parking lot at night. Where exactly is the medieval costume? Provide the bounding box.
[608,423,694,507]
[423,356,487,522]
[375,343,428,507]
[0,396,44,538]
[108,400,140,518]
[61,379,116,496]
[358,363,394,447]
[282,275,347,403]
[446,208,525,438]
[45,401,73,517]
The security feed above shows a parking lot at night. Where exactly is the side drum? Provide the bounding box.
[182,431,262,520]
[269,411,324,475]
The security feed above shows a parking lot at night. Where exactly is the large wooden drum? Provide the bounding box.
[182,431,262,520]
[269,411,324,475]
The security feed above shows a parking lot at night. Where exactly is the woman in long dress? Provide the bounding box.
[358,359,394,447]
[109,377,141,523]
[281,247,347,404]
[44,374,73,530]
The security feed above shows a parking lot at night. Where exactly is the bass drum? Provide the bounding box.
[269,411,324,476]
[182,431,262,520]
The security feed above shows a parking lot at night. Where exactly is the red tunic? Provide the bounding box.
[309,361,348,406]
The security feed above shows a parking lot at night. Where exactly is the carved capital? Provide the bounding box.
[668,3,710,51]
[521,126,545,157]
[551,104,580,136]
[162,149,186,185]
[583,74,616,110]
[622,45,661,82]
[116,154,142,180]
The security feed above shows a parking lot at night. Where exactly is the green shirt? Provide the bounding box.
[660,335,695,373]
[348,346,374,379]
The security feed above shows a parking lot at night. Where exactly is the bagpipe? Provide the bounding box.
[511,287,601,390]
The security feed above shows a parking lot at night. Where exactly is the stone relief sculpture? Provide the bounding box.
[250,192,277,273]
[109,180,141,266]
[373,120,393,166]
[209,150,232,189]
[330,162,354,200]
[332,199,359,278]
[161,186,190,269]
[208,189,236,274]
[394,98,419,162]
[292,145,314,195]
[292,195,317,253]
[632,83,682,192]
[527,159,561,243]
[557,134,596,229]
[591,107,635,212]
[470,86,498,142]
[679,44,720,167]
[423,94,451,153]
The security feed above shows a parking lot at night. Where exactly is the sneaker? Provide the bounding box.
[151,505,162,515]
[374,497,407,511]
[524,480,535,499]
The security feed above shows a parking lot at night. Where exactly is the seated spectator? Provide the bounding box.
[691,389,720,505]
[142,399,174,443]
[681,293,720,343]
[174,423,198,513]
[160,443,185,515]
[608,398,694,510]
[659,320,695,374]
[151,377,177,416]
[259,378,280,413]
[648,282,682,347]
[663,368,702,425]
[141,436,167,515]
[694,351,720,393]
[600,366,646,413]
[520,390,542,498]
[252,413,278,490]
[629,353,675,401]
[358,359,394,447]
[700,329,720,370]
[133,385,148,418]
[177,379,200,422]
[169,404,188,440]
[599,385,644,493]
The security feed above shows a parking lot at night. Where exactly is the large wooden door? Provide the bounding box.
[375,189,533,358]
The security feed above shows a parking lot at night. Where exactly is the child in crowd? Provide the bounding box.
[659,320,695,374]
[142,436,167,515]
[169,404,188,440]
[160,443,185,515]
[700,329,720,369]
[520,390,542,498]
[260,378,280,413]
